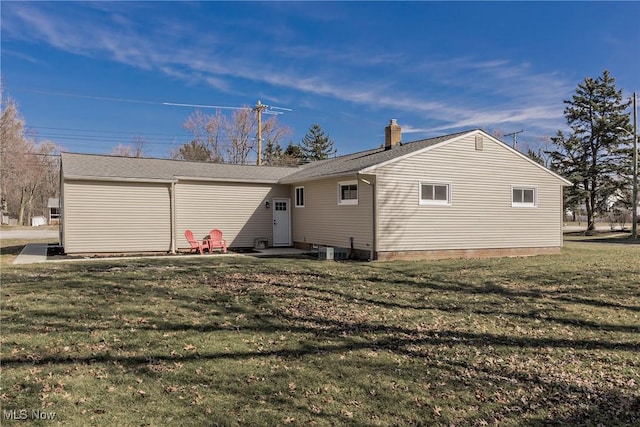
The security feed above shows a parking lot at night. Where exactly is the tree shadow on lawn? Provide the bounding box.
[564,231,640,245]
[368,262,640,313]
[0,244,27,256]
[3,304,639,369]
[3,316,638,425]
[263,281,640,335]
[3,259,639,425]
[4,258,639,337]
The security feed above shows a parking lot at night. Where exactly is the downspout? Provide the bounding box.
[59,162,64,250]
[370,181,377,261]
[357,174,377,261]
[170,181,177,254]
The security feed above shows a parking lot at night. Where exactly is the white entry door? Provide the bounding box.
[272,198,291,246]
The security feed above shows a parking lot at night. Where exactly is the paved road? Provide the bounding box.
[563,224,625,232]
[0,228,60,239]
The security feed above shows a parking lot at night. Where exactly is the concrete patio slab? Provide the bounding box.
[11,246,309,265]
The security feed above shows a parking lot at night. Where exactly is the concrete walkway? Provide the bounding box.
[13,243,50,265]
[13,245,309,265]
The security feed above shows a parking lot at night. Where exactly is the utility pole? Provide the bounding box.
[504,130,524,150]
[632,92,638,239]
[617,93,638,239]
[164,99,290,166]
[254,100,267,166]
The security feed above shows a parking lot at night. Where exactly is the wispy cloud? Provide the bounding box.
[1,49,42,65]
[2,2,570,136]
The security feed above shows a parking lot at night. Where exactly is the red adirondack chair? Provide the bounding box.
[207,229,228,253]
[184,229,207,255]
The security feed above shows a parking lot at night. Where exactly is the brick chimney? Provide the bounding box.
[385,119,401,150]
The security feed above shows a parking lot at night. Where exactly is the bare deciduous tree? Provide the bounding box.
[183,110,225,162]
[1,87,61,225]
[171,140,212,161]
[110,135,147,157]
[177,108,291,164]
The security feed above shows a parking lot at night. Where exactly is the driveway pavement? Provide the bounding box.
[563,224,625,232]
[0,228,59,239]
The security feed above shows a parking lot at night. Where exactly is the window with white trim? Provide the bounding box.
[512,186,536,207]
[295,186,305,207]
[338,181,358,205]
[420,182,451,205]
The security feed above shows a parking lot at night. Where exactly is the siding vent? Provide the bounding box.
[475,135,484,151]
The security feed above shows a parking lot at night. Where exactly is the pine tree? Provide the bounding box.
[282,142,304,165]
[174,140,212,162]
[262,140,283,165]
[548,70,632,231]
[300,124,336,161]
[526,148,546,167]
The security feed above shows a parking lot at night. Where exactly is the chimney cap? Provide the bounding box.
[390,118,398,125]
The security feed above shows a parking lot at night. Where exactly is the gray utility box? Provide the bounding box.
[254,238,268,250]
[318,246,348,260]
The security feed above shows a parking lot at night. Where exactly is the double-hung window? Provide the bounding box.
[512,186,536,207]
[420,182,451,205]
[338,181,358,205]
[295,186,305,208]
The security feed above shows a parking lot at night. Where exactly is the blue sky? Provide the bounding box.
[2,1,639,160]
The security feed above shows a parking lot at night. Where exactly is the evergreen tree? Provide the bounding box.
[526,148,546,167]
[262,139,283,165]
[282,142,304,166]
[300,124,336,161]
[548,70,632,231]
[173,140,212,162]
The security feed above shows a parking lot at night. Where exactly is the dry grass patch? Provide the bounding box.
[1,239,638,426]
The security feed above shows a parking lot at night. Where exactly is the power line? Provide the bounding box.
[26,125,191,138]
[23,125,193,150]
[1,151,60,157]
[15,88,164,106]
[504,130,524,150]
[12,90,293,157]
[31,133,185,144]
[162,102,247,110]
[162,99,292,165]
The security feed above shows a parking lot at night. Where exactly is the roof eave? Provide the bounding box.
[63,175,177,184]
[279,171,362,184]
[174,175,283,184]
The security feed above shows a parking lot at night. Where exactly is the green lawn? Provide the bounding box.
[1,239,639,426]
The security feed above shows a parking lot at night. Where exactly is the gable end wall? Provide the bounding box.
[374,133,564,253]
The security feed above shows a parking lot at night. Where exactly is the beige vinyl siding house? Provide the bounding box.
[176,180,290,248]
[62,180,172,253]
[60,121,571,260]
[290,176,374,253]
[367,132,565,260]
[60,153,294,254]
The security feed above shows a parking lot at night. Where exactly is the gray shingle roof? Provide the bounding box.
[61,153,299,183]
[61,130,473,184]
